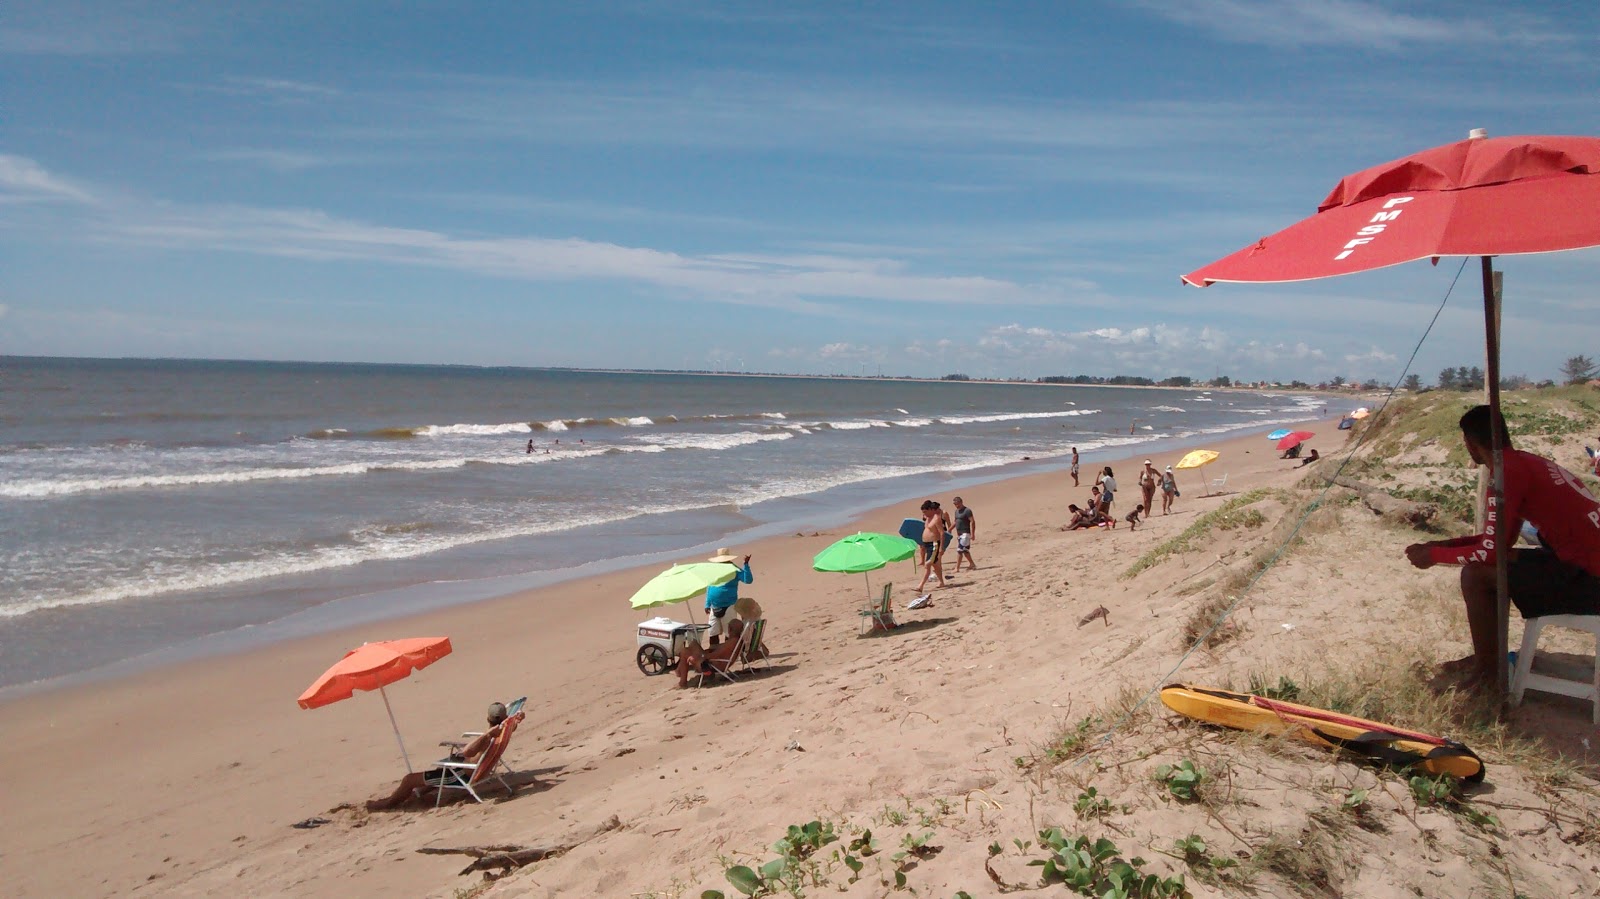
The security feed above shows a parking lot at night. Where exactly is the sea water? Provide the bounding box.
[0,357,1326,687]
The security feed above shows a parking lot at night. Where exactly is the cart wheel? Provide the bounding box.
[636,644,671,676]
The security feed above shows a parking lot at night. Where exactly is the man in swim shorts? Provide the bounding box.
[1405,405,1600,690]
[917,500,948,591]
[951,495,977,572]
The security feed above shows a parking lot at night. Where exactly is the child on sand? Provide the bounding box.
[1124,504,1144,530]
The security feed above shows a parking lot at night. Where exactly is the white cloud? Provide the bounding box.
[1127,0,1557,50]
[0,155,96,204]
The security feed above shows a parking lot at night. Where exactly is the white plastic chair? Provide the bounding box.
[1208,472,1229,494]
[1509,615,1600,724]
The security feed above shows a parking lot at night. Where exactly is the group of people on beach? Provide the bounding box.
[1063,451,1178,532]
[913,496,977,592]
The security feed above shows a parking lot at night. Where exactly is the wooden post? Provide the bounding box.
[1482,257,1510,699]
[1475,271,1503,532]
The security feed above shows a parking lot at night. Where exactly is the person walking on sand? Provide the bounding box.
[1403,405,1600,692]
[1137,460,1159,517]
[951,495,977,572]
[1097,466,1117,517]
[703,548,752,648]
[917,500,948,591]
[1160,465,1178,514]
[1070,447,1080,487]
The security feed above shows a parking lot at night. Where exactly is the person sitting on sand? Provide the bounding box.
[1062,503,1094,531]
[1124,503,1144,530]
[367,703,525,811]
[1281,443,1302,460]
[1404,405,1600,691]
[677,618,747,687]
[1298,448,1321,467]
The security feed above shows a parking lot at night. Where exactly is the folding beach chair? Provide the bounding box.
[695,623,754,688]
[440,696,526,780]
[737,619,771,673]
[858,582,897,634]
[430,713,522,806]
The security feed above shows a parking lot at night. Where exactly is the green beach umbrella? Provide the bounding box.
[629,562,738,615]
[813,532,919,596]
[813,532,919,573]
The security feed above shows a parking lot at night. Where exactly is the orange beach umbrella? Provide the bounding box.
[298,636,452,772]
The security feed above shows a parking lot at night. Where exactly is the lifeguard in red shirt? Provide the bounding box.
[1405,405,1600,690]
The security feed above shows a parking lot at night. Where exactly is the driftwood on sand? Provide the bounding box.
[418,815,623,876]
[1077,605,1110,628]
[1326,475,1436,527]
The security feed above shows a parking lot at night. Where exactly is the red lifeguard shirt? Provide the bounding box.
[1428,448,1600,576]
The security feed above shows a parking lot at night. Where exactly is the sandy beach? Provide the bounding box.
[5,412,1597,898]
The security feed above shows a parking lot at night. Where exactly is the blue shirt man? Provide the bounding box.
[704,547,752,644]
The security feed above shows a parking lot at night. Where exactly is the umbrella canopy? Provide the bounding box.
[813,532,918,573]
[1267,428,1293,441]
[629,562,738,610]
[1182,135,1600,287]
[1276,431,1316,451]
[1350,408,1371,420]
[1182,131,1600,696]
[298,637,452,709]
[298,637,452,772]
[1174,449,1219,470]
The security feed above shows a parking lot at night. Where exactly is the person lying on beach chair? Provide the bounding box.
[366,703,525,811]
[676,618,747,688]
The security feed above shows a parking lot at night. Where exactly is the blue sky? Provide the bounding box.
[3,1,1598,382]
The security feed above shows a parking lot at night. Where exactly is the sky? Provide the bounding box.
[3,1,1599,383]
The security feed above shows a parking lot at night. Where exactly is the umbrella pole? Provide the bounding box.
[1481,256,1510,700]
[380,685,415,773]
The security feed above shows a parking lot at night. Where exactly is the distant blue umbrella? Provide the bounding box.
[1267,429,1292,441]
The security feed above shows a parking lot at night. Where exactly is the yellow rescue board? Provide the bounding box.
[1160,684,1484,782]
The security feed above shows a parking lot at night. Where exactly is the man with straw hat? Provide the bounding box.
[704,547,753,648]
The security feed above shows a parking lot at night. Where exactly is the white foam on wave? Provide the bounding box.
[0,500,717,619]
[543,419,569,432]
[0,450,609,499]
[893,418,934,427]
[610,416,654,426]
[825,420,876,430]
[632,432,794,451]
[939,409,1100,425]
[417,421,533,437]
[1149,405,1186,413]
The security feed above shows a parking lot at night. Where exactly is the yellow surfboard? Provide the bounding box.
[1160,683,1484,782]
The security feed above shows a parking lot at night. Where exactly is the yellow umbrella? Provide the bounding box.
[1350,407,1371,420]
[1174,449,1221,496]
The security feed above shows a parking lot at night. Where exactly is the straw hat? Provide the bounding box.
[708,547,740,563]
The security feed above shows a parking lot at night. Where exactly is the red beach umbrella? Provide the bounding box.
[298,637,453,772]
[1276,431,1316,452]
[1182,132,1600,694]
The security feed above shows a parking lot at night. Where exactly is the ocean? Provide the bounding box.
[0,357,1326,688]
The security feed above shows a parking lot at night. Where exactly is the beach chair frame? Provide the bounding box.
[430,714,521,806]
[858,582,896,634]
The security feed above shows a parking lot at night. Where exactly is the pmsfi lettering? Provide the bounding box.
[1335,196,1412,261]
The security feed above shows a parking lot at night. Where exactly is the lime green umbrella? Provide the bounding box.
[813,532,919,597]
[629,562,739,617]
[813,532,918,573]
